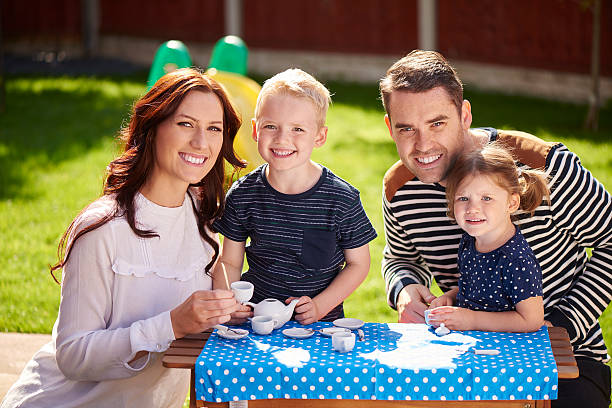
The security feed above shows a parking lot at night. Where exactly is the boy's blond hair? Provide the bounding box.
[254,68,331,128]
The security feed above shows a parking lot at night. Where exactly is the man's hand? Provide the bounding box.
[397,284,436,323]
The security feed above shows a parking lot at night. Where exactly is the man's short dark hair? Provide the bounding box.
[380,50,464,115]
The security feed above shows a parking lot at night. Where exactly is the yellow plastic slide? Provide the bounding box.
[206,68,264,172]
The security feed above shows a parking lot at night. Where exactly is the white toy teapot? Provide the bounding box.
[245,298,299,329]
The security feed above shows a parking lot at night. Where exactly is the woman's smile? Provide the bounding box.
[179,152,207,166]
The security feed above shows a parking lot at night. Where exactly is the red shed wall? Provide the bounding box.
[2,0,609,76]
[438,0,612,76]
[3,0,81,40]
[99,0,224,43]
[243,0,418,55]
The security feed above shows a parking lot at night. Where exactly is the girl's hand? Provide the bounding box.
[428,293,455,309]
[287,296,321,325]
[227,303,253,325]
[170,289,239,339]
[427,306,475,331]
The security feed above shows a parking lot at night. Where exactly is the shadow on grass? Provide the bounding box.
[0,75,145,200]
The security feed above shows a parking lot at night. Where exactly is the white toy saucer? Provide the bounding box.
[333,318,364,330]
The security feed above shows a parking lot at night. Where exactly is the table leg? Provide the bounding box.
[190,368,196,408]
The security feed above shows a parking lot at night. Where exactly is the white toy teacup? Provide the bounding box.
[231,281,254,304]
[251,315,276,335]
[332,331,355,353]
[424,309,432,325]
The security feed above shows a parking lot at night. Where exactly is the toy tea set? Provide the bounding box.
[213,281,362,352]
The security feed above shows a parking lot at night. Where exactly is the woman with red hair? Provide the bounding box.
[2,68,245,408]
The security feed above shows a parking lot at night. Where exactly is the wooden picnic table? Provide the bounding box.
[162,326,578,408]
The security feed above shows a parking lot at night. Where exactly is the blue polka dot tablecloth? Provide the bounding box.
[194,321,558,403]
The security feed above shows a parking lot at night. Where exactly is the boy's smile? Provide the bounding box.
[253,93,327,192]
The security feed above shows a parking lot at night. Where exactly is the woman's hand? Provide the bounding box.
[288,296,321,325]
[170,289,239,339]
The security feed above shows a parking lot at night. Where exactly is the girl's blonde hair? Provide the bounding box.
[445,142,550,221]
[254,68,331,128]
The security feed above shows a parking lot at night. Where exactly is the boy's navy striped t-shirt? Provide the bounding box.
[213,164,377,321]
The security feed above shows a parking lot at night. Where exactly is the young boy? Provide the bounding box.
[212,68,377,324]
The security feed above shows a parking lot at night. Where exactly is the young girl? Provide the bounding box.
[427,143,549,332]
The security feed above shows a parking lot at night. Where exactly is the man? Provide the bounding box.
[380,50,612,408]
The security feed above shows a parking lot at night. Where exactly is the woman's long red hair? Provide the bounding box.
[50,68,245,283]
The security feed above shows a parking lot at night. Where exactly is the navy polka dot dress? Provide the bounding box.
[456,226,543,312]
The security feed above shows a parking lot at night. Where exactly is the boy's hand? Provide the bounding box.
[427,306,475,331]
[428,293,455,309]
[287,296,321,325]
[227,303,253,325]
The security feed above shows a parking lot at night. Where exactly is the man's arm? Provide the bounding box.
[545,146,612,342]
[382,195,437,322]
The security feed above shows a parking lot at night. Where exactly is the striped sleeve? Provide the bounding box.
[545,145,612,343]
[338,194,377,249]
[381,191,433,309]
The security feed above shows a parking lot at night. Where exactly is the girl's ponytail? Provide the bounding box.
[518,168,550,215]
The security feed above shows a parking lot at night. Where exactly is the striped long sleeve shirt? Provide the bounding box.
[382,129,612,361]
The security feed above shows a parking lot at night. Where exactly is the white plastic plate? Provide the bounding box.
[320,327,351,337]
[282,328,314,339]
[216,328,249,340]
[332,318,364,329]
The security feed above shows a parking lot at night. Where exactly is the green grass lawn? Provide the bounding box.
[1,74,611,346]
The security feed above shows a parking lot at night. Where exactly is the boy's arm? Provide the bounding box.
[307,244,371,322]
[212,237,246,290]
[429,296,545,332]
[212,237,253,324]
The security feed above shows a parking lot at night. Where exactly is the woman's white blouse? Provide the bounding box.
[1,193,213,408]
